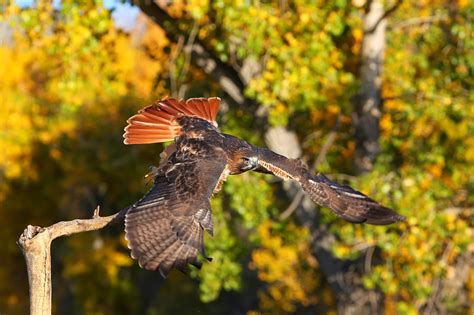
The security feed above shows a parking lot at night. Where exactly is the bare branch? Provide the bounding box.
[365,0,403,34]
[354,0,387,174]
[425,242,453,314]
[179,22,199,90]
[169,35,185,97]
[279,190,305,220]
[17,206,126,315]
[389,15,448,30]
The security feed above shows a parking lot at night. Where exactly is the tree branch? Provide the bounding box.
[364,0,403,34]
[389,15,448,30]
[17,206,126,315]
[354,0,388,175]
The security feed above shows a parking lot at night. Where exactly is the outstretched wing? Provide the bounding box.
[125,151,227,277]
[256,148,405,225]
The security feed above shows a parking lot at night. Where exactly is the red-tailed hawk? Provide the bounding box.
[123,97,405,277]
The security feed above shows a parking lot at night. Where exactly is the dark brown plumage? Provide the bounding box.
[123,97,405,277]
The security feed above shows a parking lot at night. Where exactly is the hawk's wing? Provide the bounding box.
[125,150,227,277]
[256,148,405,225]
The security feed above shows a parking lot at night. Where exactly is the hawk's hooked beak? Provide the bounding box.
[250,156,259,169]
[243,156,259,171]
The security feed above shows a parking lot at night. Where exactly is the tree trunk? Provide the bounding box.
[19,226,53,315]
[17,208,124,315]
[337,0,391,313]
[354,0,387,175]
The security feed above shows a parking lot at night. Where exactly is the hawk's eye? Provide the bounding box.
[239,156,258,171]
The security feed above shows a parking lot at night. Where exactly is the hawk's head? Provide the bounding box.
[238,156,259,172]
[228,148,259,174]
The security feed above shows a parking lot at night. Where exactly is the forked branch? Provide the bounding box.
[17,206,125,315]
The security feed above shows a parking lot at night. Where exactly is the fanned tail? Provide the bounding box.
[124,97,221,145]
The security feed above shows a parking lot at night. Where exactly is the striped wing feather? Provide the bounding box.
[256,148,405,225]
[125,156,226,277]
[303,174,405,224]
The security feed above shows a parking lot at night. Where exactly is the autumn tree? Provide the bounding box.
[1,1,472,314]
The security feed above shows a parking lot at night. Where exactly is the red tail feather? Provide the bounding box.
[124,97,220,145]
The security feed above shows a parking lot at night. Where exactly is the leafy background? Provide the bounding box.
[0,0,472,314]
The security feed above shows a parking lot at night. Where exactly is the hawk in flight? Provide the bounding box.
[123,97,405,277]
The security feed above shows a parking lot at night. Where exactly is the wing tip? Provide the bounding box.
[395,214,407,221]
[305,174,406,226]
[364,209,407,225]
[391,213,407,224]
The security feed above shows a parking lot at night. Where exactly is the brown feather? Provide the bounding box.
[124,143,228,276]
[257,148,406,225]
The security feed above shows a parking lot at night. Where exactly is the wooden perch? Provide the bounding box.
[17,206,126,315]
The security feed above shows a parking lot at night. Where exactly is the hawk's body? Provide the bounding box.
[123,97,405,277]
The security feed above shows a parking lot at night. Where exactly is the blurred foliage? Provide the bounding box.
[0,1,170,313]
[0,0,472,314]
[249,221,319,313]
[327,1,474,313]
